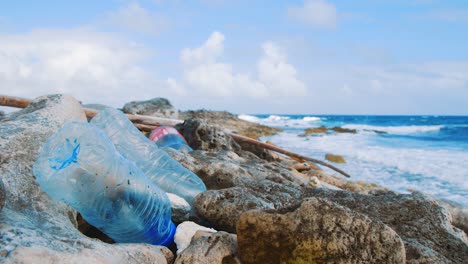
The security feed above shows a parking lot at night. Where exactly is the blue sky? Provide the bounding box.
[0,0,467,114]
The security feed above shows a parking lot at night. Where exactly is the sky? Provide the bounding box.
[0,0,467,115]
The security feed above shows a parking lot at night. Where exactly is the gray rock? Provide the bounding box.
[304,188,468,263]
[237,197,406,264]
[177,114,278,161]
[167,193,191,224]
[123,97,178,119]
[236,140,278,161]
[176,118,241,152]
[167,149,254,190]
[439,199,468,235]
[167,149,306,190]
[0,95,173,263]
[179,110,281,139]
[175,231,240,264]
[195,180,303,233]
[0,177,5,213]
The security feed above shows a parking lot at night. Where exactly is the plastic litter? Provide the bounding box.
[149,126,193,152]
[90,108,206,207]
[33,122,176,246]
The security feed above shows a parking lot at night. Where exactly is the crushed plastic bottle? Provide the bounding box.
[90,108,206,208]
[149,126,193,152]
[33,122,176,246]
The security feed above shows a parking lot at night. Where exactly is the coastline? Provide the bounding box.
[0,95,467,263]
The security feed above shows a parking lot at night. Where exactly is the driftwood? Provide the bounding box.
[0,95,350,177]
[230,133,350,177]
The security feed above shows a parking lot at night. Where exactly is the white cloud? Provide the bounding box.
[106,2,167,35]
[0,28,175,107]
[166,78,187,96]
[258,42,307,96]
[180,32,307,97]
[181,31,224,65]
[288,0,337,29]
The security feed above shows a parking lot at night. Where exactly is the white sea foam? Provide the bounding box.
[342,124,443,134]
[303,116,321,122]
[238,114,261,123]
[238,114,321,128]
[265,132,468,206]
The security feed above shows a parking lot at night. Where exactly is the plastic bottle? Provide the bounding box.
[33,122,176,246]
[149,126,193,152]
[90,108,206,208]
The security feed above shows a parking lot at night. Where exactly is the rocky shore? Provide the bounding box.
[0,95,467,263]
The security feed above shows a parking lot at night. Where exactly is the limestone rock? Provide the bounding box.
[303,126,327,136]
[306,169,385,194]
[0,95,172,263]
[123,97,178,119]
[176,118,241,152]
[167,149,255,189]
[168,147,307,191]
[237,197,406,264]
[331,126,357,133]
[236,140,278,162]
[439,200,468,235]
[174,221,216,254]
[0,177,5,213]
[325,153,346,164]
[175,231,240,264]
[180,110,281,139]
[167,193,191,224]
[195,180,303,233]
[304,188,468,263]
[4,245,173,264]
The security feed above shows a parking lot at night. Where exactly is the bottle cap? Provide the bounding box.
[149,126,186,143]
[158,221,177,247]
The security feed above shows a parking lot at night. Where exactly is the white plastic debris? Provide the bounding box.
[309,176,321,186]
[174,221,216,254]
[166,193,191,212]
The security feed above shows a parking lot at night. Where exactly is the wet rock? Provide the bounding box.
[237,197,406,264]
[123,97,178,119]
[175,231,240,264]
[195,180,303,233]
[176,118,241,152]
[304,188,468,263]
[180,110,281,139]
[364,129,387,134]
[0,177,5,213]
[325,153,346,163]
[0,95,173,263]
[303,126,327,136]
[331,126,357,133]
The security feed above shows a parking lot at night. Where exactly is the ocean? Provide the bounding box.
[238,114,468,207]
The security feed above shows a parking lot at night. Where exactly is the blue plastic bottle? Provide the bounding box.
[149,126,193,152]
[33,122,176,246]
[90,108,206,208]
